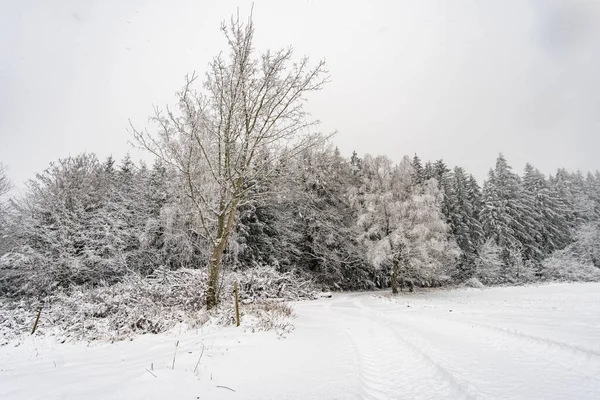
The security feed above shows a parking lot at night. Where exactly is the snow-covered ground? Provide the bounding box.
[2,283,600,400]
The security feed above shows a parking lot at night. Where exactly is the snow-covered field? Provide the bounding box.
[2,283,600,400]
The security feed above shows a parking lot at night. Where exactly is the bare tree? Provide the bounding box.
[131,11,330,309]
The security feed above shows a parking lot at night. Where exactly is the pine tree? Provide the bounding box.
[411,154,424,185]
[350,151,363,175]
[292,146,367,288]
[235,145,371,289]
[466,174,485,247]
[450,167,483,279]
[432,159,458,229]
[522,164,570,256]
[481,154,540,281]
[103,156,116,175]
[583,171,600,219]
[423,161,435,181]
[551,169,595,228]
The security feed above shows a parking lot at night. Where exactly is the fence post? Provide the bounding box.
[31,306,42,335]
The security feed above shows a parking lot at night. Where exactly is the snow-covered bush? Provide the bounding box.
[541,251,600,282]
[539,223,600,282]
[3,268,210,341]
[239,301,296,338]
[464,277,485,288]
[0,265,316,342]
[0,245,128,298]
[234,264,318,302]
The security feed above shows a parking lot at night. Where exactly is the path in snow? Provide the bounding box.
[2,283,600,399]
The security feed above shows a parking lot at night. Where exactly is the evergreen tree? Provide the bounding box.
[584,172,600,217]
[522,164,570,257]
[551,168,595,228]
[411,154,424,185]
[423,161,435,181]
[466,174,485,247]
[350,151,363,175]
[432,159,458,229]
[286,146,369,288]
[481,154,540,281]
[432,159,449,183]
[147,159,169,217]
[450,167,483,279]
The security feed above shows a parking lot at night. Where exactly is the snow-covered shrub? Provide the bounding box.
[235,264,318,302]
[0,265,316,342]
[0,245,128,298]
[541,250,600,282]
[464,277,485,288]
[31,268,209,341]
[0,248,56,297]
[539,223,600,282]
[242,300,295,338]
[0,299,34,345]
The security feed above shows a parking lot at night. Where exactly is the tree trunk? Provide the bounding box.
[391,258,399,295]
[206,199,240,310]
[206,243,226,310]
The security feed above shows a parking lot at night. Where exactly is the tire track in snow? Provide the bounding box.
[333,296,414,399]
[344,331,400,400]
[360,294,600,399]
[456,318,600,358]
[357,296,488,400]
[331,295,484,400]
[398,312,600,383]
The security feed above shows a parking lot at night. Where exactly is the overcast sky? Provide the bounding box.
[1,0,599,186]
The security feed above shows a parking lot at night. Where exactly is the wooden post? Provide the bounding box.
[234,281,240,327]
[31,306,42,335]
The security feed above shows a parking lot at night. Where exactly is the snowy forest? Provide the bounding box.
[1,150,600,295]
[1,14,600,340]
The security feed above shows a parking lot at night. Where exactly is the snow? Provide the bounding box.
[2,283,600,400]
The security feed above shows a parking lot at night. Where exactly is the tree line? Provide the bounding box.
[1,149,599,299]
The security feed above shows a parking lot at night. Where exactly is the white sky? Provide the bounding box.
[1,0,599,186]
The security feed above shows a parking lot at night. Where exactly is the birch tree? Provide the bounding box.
[356,156,458,294]
[131,12,329,309]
